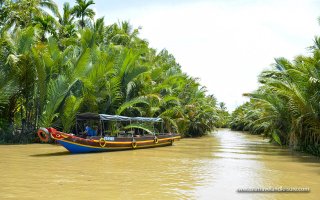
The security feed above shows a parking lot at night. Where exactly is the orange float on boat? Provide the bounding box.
[37,128,50,142]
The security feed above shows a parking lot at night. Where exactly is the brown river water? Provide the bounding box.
[0,129,319,200]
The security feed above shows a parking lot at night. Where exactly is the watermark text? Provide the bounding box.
[237,187,310,193]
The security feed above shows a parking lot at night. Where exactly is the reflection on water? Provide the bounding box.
[0,129,319,200]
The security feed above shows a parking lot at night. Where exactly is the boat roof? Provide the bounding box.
[76,113,163,122]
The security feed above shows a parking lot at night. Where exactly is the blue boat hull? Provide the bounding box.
[57,139,174,154]
[57,140,112,153]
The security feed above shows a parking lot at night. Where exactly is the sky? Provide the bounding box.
[56,0,320,111]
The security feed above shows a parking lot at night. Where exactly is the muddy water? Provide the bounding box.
[0,129,319,200]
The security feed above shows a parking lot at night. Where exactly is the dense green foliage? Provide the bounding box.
[230,31,320,155]
[0,0,224,143]
[214,102,230,128]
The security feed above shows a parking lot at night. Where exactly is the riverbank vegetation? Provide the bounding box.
[230,28,320,156]
[0,0,227,143]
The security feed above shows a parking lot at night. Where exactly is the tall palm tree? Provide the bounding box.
[72,0,95,29]
[58,2,77,40]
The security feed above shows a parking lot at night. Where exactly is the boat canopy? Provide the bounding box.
[76,113,163,122]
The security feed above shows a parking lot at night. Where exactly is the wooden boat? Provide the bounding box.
[37,113,181,153]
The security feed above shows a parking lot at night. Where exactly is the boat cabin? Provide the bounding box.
[75,113,164,139]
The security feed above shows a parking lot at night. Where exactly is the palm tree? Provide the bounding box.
[1,0,59,30]
[0,70,17,106]
[58,2,77,41]
[72,0,95,29]
[105,21,148,49]
[231,38,320,154]
[33,14,59,41]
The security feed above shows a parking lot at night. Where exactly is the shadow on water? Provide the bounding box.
[29,145,175,157]
[30,151,72,157]
[30,150,123,157]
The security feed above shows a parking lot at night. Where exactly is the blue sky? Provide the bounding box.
[56,0,320,111]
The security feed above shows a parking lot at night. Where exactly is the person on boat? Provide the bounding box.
[85,125,97,137]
